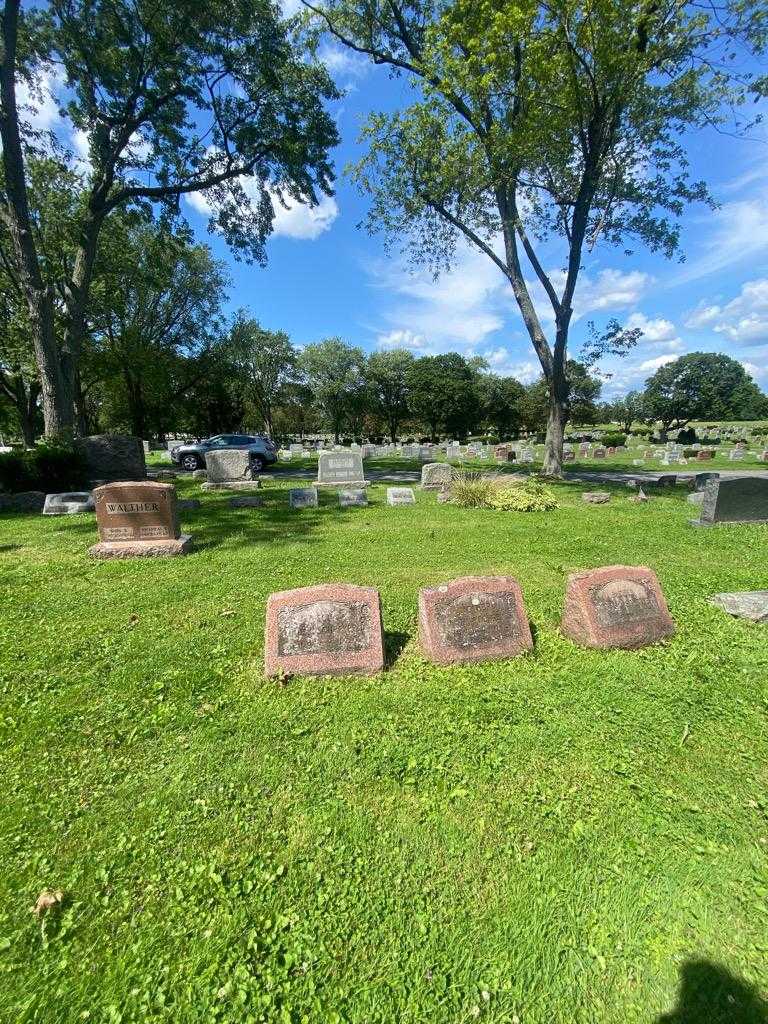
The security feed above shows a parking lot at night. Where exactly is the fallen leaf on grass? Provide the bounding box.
[31,890,63,917]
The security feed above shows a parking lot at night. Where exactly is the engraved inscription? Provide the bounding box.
[277,600,372,656]
[103,526,134,541]
[436,592,521,649]
[139,525,170,539]
[106,501,161,515]
[591,579,659,628]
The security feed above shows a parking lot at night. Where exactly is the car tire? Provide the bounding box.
[181,453,202,471]
[250,455,265,473]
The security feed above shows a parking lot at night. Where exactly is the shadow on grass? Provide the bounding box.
[656,960,768,1024]
[384,631,410,668]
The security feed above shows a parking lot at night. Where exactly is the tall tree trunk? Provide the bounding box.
[0,0,74,435]
[60,214,102,432]
[542,323,570,477]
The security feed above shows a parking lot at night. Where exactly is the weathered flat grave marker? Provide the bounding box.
[317,451,367,487]
[265,583,384,677]
[421,462,452,489]
[289,487,318,509]
[387,487,415,505]
[43,492,94,515]
[561,565,674,649]
[229,495,263,508]
[419,576,533,665]
[89,481,192,558]
[709,591,768,623]
[338,488,368,507]
[691,477,768,526]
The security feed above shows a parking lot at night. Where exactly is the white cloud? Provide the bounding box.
[371,239,508,348]
[684,278,768,346]
[16,69,62,132]
[675,183,768,284]
[318,44,369,80]
[624,312,683,350]
[530,267,653,322]
[185,181,338,241]
[638,354,677,372]
[376,329,428,351]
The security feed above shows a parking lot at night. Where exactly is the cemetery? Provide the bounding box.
[1,436,767,1023]
[1,0,767,1019]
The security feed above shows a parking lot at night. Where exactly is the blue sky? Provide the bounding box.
[21,27,768,400]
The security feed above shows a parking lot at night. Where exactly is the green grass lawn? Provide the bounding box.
[1,474,767,1023]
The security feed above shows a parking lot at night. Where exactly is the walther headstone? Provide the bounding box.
[691,477,768,526]
[75,434,146,483]
[419,576,533,665]
[265,583,384,677]
[89,480,192,558]
[202,449,259,491]
[561,565,674,649]
[317,451,367,488]
[421,462,452,490]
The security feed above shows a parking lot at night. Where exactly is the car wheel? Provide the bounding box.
[250,455,265,473]
[181,453,202,471]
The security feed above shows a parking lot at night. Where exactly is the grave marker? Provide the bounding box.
[691,477,768,526]
[265,583,384,677]
[419,576,533,665]
[421,462,452,489]
[387,487,416,505]
[338,488,368,507]
[89,481,192,558]
[43,492,94,515]
[561,565,675,649]
[317,451,367,487]
[289,487,318,509]
[202,449,260,491]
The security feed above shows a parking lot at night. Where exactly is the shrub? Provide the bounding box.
[488,477,559,512]
[449,469,495,508]
[676,427,698,444]
[601,432,627,447]
[0,438,88,493]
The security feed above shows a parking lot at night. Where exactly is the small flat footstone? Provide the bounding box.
[265,583,384,677]
[229,495,263,508]
[289,487,318,508]
[201,480,261,491]
[338,489,367,507]
[582,491,611,504]
[43,491,94,515]
[177,498,201,512]
[709,591,768,623]
[387,487,415,505]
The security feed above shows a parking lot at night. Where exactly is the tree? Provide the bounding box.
[643,353,761,437]
[519,361,602,433]
[227,314,299,438]
[300,337,367,442]
[405,352,479,441]
[477,374,524,439]
[366,348,414,442]
[305,0,766,474]
[610,390,647,434]
[86,217,228,438]
[0,0,339,435]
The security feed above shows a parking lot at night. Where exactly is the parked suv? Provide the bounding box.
[170,434,278,473]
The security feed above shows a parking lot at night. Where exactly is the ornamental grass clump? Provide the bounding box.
[448,469,496,508]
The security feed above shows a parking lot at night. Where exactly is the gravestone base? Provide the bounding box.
[317,479,368,489]
[201,479,261,491]
[89,534,193,559]
[689,515,768,527]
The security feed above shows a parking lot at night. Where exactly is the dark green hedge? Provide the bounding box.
[0,440,88,493]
